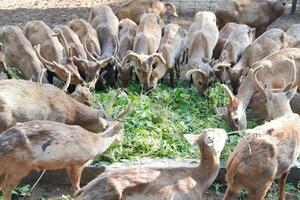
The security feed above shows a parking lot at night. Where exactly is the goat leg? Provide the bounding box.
[66,165,85,193]
[278,171,289,200]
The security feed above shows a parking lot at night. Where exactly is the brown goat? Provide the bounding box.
[0,43,7,73]
[223,77,299,199]
[67,19,101,59]
[185,11,219,94]
[89,5,120,86]
[228,28,292,92]
[0,25,46,82]
[222,48,300,130]
[120,13,166,90]
[75,128,228,200]
[0,79,130,133]
[116,0,177,24]
[153,23,186,87]
[215,0,288,36]
[116,18,137,88]
[0,120,123,200]
[213,25,255,84]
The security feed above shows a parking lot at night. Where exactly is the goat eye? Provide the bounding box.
[137,68,141,73]
[198,81,203,85]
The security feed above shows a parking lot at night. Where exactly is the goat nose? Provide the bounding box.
[282,2,287,6]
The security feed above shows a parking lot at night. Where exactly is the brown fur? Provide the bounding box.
[0,43,7,73]
[215,0,288,36]
[0,25,45,82]
[75,129,228,200]
[0,120,123,200]
[116,0,177,24]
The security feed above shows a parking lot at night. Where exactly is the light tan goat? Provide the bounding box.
[120,13,166,90]
[184,11,219,94]
[116,18,137,88]
[67,19,101,59]
[75,128,228,200]
[0,120,123,200]
[0,79,131,133]
[222,48,300,131]
[215,0,288,35]
[228,28,292,92]
[212,24,255,83]
[116,0,177,24]
[0,25,45,82]
[223,66,300,200]
[152,23,186,87]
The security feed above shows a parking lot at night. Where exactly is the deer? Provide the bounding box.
[0,120,124,200]
[228,28,292,92]
[115,0,178,24]
[116,18,137,88]
[223,59,300,200]
[222,48,300,131]
[119,13,166,90]
[75,128,228,200]
[67,19,101,59]
[184,11,219,94]
[0,25,46,82]
[0,79,131,133]
[215,0,288,36]
[212,24,255,84]
[213,23,242,59]
[89,5,120,86]
[152,23,186,87]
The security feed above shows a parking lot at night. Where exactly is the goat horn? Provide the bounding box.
[38,68,47,84]
[164,2,178,17]
[56,29,73,62]
[282,55,297,91]
[112,35,119,58]
[115,98,132,119]
[34,45,56,68]
[123,51,142,69]
[61,70,71,92]
[83,37,98,62]
[186,68,207,79]
[252,65,271,99]
[221,84,235,104]
[152,53,167,65]
[212,62,231,72]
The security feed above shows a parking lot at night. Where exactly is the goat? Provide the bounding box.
[215,0,288,36]
[228,28,292,92]
[184,11,219,94]
[116,18,137,88]
[0,43,7,73]
[89,5,120,86]
[75,128,228,200]
[0,79,130,133]
[212,24,255,84]
[67,19,101,59]
[116,0,177,24]
[213,22,241,59]
[0,25,46,82]
[153,23,186,87]
[0,120,123,200]
[120,13,166,90]
[223,68,299,199]
[286,24,300,45]
[222,48,300,130]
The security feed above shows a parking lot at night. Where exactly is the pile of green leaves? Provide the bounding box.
[93,82,254,164]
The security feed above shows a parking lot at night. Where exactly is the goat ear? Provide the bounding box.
[204,135,215,147]
[184,134,200,146]
[285,86,298,100]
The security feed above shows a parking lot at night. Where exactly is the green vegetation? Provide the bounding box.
[6,67,25,79]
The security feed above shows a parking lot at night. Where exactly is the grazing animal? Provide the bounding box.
[154,23,186,87]
[116,18,137,88]
[215,0,288,36]
[67,19,101,59]
[116,0,177,24]
[212,24,255,83]
[0,43,7,73]
[185,11,219,94]
[222,48,300,130]
[0,25,46,82]
[0,120,123,200]
[223,75,299,199]
[0,79,130,133]
[120,13,166,90]
[75,128,228,200]
[228,28,292,92]
[89,5,120,86]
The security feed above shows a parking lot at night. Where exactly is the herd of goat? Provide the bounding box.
[0,0,300,199]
